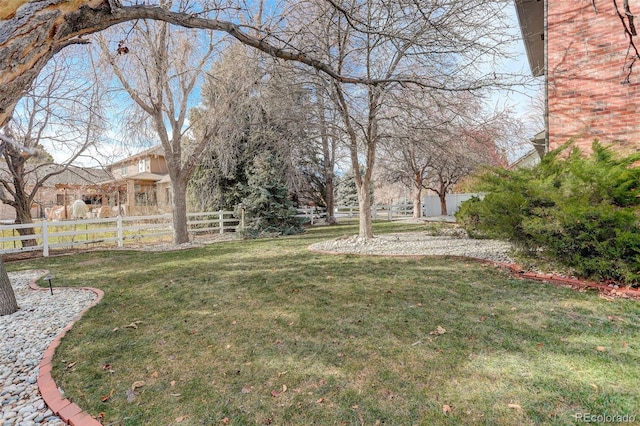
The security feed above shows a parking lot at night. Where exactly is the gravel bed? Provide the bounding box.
[309,230,515,264]
[1,271,97,426]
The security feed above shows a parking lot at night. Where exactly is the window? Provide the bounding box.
[138,159,146,173]
[121,165,127,176]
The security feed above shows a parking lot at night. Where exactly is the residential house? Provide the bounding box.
[0,145,173,221]
[515,0,640,153]
[104,145,172,216]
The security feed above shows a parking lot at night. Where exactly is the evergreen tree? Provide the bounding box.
[240,152,304,238]
[337,167,374,206]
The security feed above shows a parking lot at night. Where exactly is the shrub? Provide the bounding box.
[456,141,640,286]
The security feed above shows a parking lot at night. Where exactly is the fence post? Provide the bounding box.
[219,210,224,234]
[388,205,392,221]
[117,215,124,247]
[42,220,49,257]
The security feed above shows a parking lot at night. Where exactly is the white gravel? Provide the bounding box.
[309,229,515,264]
[1,271,97,426]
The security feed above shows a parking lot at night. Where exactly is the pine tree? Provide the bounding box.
[240,153,304,238]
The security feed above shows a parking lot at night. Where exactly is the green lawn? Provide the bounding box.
[7,222,640,425]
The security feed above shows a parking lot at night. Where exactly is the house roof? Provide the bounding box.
[123,172,164,181]
[0,163,112,187]
[514,0,545,77]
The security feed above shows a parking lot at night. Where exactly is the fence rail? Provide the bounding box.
[0,197,478,256]
[0,211,239,256]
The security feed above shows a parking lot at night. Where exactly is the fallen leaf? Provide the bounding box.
[170,393,181,397]
[97,412,106,421]
[430,326,447,336]
[131,381,145,391]
[111,327,119,332]
[151,371,159,378]
[222,418,230,424]
[316,397,325,404]
[175,415,189,423]
[170,380,176,386]
[241,387,251,394]
[100,389,113,403]
[103,364,112,371]
[442,404,452,414]
[124,323,138,329]
[263,418,273,425]
[231,320,237,325]
[282,384,287,393]
[622,341,628,348]
[479,316,487,322]
[508,403,522,410]
[596,346,606,352]
[270,390,280,397]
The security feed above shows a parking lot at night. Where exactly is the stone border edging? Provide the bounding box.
[28,270,104,426]
[308,247,640,300]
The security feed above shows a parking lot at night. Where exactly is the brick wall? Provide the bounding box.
[548,0,640,153]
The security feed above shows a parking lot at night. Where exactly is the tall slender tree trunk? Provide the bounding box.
[439,193,448,216]
[171,179,189,244]
[413,188,422,219]
[413,172,423,219]
[0,259,19,316]
[357,183,373,239]
[324,174,336,224]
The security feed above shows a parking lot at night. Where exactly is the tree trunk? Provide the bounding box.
[357,183,373,239]
[171,179,190,244]
[14,198,37,248]
[324,174,336,225]
[413,187,422,219]
[439,193,448,216]
[413,172,423,219]
[0,259,19,316]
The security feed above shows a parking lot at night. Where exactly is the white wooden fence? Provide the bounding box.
[0,211,239,256]
[334,204,414,220]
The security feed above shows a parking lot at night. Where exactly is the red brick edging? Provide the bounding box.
[488,261,640,300]
[28,270,104,426]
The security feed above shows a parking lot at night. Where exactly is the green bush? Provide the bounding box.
[456,141,640,286]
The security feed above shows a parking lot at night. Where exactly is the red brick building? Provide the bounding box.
[515,0,640,153]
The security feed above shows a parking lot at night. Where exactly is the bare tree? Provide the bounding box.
[0,50,103,247]
[425,117,509,215]
[285,0,516,238]
[380,89,512,217]
[96,16,218,244]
